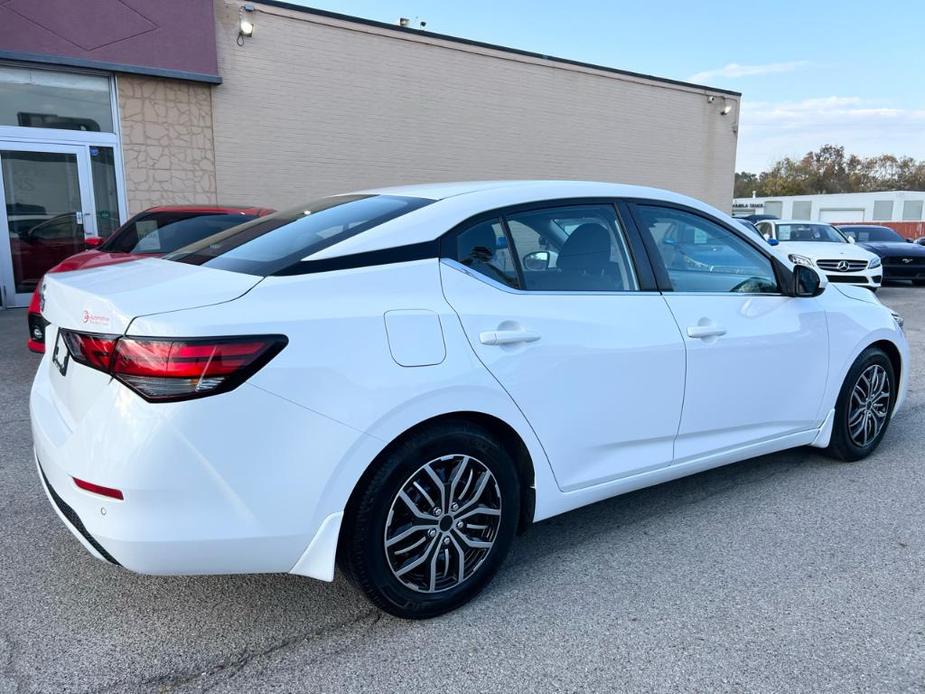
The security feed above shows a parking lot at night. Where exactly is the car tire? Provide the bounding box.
[338,421,520,619]
[824,347,896,462]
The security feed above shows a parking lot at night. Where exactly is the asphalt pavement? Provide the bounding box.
[0,287,923,693]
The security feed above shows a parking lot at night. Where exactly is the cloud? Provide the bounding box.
[736,96,925,171]
[689,61,809,83]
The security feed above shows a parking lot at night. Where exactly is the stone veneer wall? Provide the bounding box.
[117,74,217,214]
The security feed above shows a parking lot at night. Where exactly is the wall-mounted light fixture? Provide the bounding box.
[397,16,427,29]
[707,95,734,116]
[237,3,256,45]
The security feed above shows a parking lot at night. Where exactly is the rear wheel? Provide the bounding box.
[824,347,896,461]
[339,422,520,619]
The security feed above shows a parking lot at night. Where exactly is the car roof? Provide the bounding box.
[143,205,274,215]
[309,180,734,259]
[766,219,829,225]
[355,179,698,202]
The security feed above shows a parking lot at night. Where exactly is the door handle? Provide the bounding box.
[479,329,541,346]
[687,325,727,339]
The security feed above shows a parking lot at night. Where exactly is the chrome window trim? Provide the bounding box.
[440,258,662,296]
[441,259,785,297]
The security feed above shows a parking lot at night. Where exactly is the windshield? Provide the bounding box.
[102,210,246,253]
[841,226,904,243]
[102,214,257,254]
[165,195,433,275]
[775,223,846,243]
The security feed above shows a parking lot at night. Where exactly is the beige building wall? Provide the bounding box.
[117,74,217,214]
[210,1,739,212]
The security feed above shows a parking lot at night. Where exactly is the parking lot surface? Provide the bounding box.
[1,287,923,693]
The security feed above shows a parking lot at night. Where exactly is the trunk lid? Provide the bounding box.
[39,258,261,429]
[42,257,260,334]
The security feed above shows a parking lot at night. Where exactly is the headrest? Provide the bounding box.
[557,223,611,270]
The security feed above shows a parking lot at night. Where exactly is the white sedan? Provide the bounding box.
[755,219,882,290]
[32,181,908,618]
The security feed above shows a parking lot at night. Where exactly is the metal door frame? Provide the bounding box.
[0,142,95,307]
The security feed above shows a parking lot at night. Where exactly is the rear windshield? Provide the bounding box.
[163,195,432,275]
[102,214,256,254]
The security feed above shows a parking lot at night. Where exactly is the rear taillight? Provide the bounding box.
[60,330,287,402]
[62,331,119,371]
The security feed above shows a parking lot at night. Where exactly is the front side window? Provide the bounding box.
[635,205,778,294]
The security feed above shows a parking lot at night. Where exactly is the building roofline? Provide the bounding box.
[257,0,742,97]
[734,190,925,200]
[0,50,222,84]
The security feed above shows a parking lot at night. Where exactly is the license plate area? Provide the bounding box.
[51,329,70,377]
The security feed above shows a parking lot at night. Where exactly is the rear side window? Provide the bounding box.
[165,195,432,275]
[504,205,637,291]
[455,219,519,287]
[451,204,638,292]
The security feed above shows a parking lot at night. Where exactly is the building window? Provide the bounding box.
[902,200,924,221]
[90,147,121,237]
[872,200,893,220]
[0,65,114,132]
[764,201,783,217]
[792,201,812,219]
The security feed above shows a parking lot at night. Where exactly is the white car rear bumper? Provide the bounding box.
[30,359,368,579]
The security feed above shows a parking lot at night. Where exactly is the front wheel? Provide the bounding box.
[338,422,520,619]
[824,347,896,461]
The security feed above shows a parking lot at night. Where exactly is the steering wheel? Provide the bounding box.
[729,277,773,293]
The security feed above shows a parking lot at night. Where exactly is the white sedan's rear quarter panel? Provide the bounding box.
[125,259,556,562]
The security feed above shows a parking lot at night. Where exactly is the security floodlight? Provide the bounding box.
[239,4,256,39]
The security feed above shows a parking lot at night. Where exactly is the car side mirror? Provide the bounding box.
[84,236,103,249]
[767,238,780,246]
[793,264,824,297]
[846,235,856,244]
[523,250,551,271]
[905,238,913,243]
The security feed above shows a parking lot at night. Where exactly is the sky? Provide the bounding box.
[282,0,925,173]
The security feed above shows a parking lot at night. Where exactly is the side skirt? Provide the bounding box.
[533,427,820,522]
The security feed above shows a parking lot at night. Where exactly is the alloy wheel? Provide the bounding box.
[384,454,502,593]
[847,364,891,447]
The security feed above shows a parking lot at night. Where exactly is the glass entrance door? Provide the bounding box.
[0,143,96,307]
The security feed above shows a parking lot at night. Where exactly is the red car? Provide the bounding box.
[27,205,274,352]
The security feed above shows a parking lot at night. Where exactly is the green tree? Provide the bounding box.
[736,146,925,197]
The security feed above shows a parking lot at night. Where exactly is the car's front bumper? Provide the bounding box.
[821,270,882,289]
[881,258,925,281]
